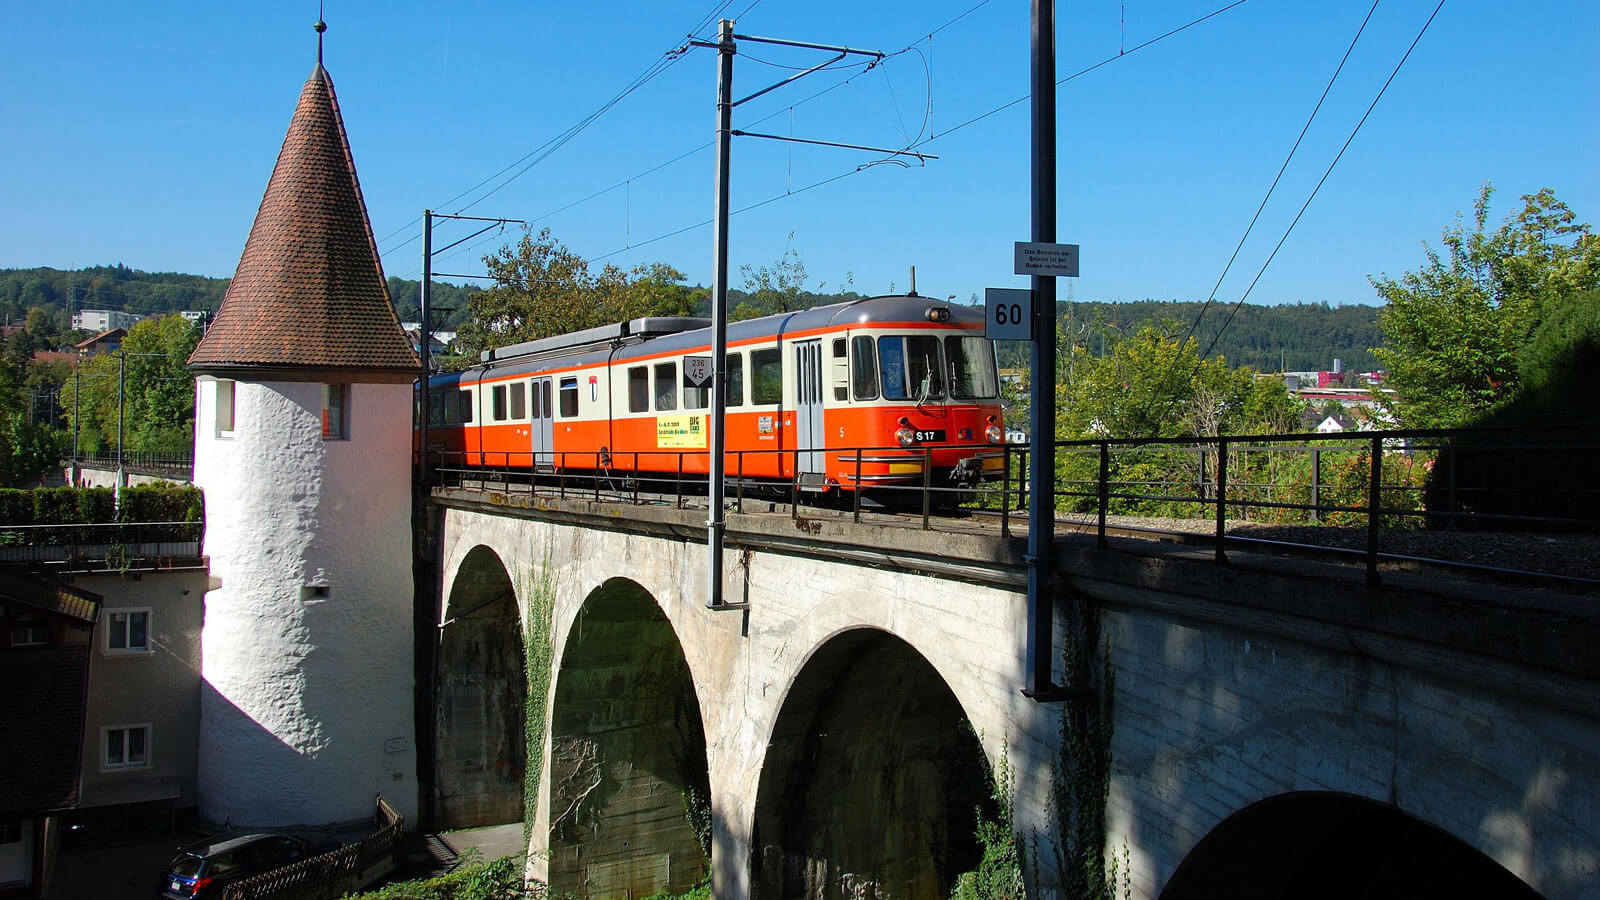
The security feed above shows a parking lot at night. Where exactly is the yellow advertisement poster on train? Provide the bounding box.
[657,414,707,449]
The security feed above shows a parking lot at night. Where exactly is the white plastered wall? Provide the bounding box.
[193,375,416,827]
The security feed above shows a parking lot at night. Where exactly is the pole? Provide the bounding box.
[1024,0,1060,698]
[115,351,126,506]
[706,18,734,609]
[419,210,433,482]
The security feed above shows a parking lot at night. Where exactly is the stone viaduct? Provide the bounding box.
[421,487,1598,900]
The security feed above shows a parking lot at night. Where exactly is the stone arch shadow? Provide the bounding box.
[750,626,1000,900]
[546,576,711,898]
[1161,791,1543,899]
[434,544,526,829]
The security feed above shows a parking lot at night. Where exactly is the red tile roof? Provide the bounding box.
[189,64,419,376]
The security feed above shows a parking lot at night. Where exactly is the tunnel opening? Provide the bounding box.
[434,545,526,829]
[547,577,711,899]
[752,628,996,900]
[1161,791,1544,899]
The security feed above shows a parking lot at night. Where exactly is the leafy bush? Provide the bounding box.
[342,855,523,900]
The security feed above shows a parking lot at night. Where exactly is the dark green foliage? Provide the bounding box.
[523,561,556,852]
[950,746,1024,900]
[118,483,204,524]
[341,854,522,900]
[1008,299,1382,374]
[0,485,203,545]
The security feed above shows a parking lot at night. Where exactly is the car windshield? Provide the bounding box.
[168,853,205,878]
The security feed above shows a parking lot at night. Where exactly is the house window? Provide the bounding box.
[216,380,236,436]
[322,384,348,439]
[559,377,578,418]
[106,609,150,654]
[104,725,150,770]
[12,620,49,647]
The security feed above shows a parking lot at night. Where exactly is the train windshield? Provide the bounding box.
[878,335,944,401]
[945,336,999,400]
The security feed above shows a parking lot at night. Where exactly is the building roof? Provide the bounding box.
[188,63,418,376]
[0,568,101,624]
[75,328,126,350]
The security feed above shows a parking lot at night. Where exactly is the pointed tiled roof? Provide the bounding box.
[189,64,419,375]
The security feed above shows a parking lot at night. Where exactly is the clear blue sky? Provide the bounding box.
[2,1,1595,310]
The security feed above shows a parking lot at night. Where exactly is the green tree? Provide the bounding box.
[1370,184,1600,428]
[457,228,700,360]
[61,314,200,455]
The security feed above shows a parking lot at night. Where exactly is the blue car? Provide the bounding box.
[158,832,307,899]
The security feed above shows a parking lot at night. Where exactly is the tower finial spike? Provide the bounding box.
[315,3,327,66]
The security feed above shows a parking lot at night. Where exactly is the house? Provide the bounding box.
[71,310,142,334]
[0,569,99,900]
[73,329,126,358]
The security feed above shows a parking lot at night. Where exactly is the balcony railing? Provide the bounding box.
[0,521,204,572]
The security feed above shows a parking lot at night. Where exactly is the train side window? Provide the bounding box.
[559,377,578,417]
[831,338,849,401]
[529,383,541,419]
[544,381,554,419]
[851,336,879,400]
[510,382,527,419]
[491,385,508,422]
[434,393,451,426]
[725,353,744,407]
[628,367,649,413]
[654,362,678,411]
[751,348,782,405]
[457,389,473,424]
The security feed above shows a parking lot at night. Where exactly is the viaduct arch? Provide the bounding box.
[429,495,1599,898]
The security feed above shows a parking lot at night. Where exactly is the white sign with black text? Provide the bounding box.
[1014,241,1081,278]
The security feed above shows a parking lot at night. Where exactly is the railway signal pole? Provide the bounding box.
[692,20,931,609]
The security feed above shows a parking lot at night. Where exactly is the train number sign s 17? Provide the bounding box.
[985,288,1033,341]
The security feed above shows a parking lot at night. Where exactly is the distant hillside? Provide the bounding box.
[1,266,1382,372]
[1050,299,1382,373]
[0,265,481,330]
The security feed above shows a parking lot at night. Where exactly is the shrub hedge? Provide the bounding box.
[0,484,204,544]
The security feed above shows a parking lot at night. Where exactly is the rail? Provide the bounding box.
[67,450,194,471]
[222,796,404,900]
[420,423,1600,589]
[0,520,204,572]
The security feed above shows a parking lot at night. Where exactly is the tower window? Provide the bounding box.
[322,384,348,439]
[216,380,236,436]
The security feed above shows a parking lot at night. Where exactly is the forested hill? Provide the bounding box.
[1051,299,1382,373]
[0,265,482,329]
[2,265,1381,373]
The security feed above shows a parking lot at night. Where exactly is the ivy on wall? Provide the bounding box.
[522,551,557,852]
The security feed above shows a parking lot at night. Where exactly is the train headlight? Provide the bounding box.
[986,424,1004,443]
[925,307,951,322]
[895,416,916,448]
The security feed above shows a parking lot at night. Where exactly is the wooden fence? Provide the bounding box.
[222,797,404,900]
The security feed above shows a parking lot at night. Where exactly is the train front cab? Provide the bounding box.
[818,317,1005,493]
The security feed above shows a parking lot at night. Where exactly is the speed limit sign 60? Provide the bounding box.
[985,288,1033,341]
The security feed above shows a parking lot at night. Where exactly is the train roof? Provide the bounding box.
[444,293,984,383]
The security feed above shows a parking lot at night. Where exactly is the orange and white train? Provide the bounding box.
[420,293,1007,493]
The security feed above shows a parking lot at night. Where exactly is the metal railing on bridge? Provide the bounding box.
[68,450,195,472]
[419,423,1600,591]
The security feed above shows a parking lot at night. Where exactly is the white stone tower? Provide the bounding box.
[188,34,420,828]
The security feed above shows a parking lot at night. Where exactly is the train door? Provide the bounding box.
[531,377,554,470]
[794,339,825,476]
